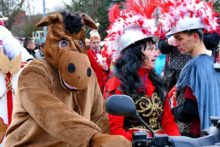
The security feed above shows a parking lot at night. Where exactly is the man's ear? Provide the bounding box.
[192,33,200,41]
[81,13,97,30]
[36,13,60,27]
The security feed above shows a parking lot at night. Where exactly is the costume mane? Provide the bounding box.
[61,12,84,34]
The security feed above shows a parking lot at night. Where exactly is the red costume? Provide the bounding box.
[87,49,110,92]
[104,68,180,141]
[167,85,200,137]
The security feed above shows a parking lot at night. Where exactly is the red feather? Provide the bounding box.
[125,0,141,14]
[157,0,174,14]
[108,4,121,23]
[125,0,160,18]
[144,0,161,18]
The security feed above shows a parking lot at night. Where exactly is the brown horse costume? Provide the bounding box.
[4,12,131,147]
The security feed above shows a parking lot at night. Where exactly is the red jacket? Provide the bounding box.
[184,86,200,137]
[87,49,110,92]
[103,69,180,141]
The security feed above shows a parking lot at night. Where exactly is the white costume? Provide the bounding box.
[0,24,33,146]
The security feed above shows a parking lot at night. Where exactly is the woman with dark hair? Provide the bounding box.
[113,38,161,97]
[103,9,180,141]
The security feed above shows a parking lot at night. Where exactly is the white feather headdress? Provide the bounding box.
[158,0,219,35]
[105,6,158,62]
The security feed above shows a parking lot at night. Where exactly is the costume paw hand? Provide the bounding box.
[91,133,131,147]
[0,118,7,143]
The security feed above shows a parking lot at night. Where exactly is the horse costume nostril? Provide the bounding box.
[67,63,75,73]
[87,68,92,77]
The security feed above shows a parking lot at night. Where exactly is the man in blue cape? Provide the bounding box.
[159,0,220,137]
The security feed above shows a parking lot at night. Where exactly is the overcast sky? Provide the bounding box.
[28,0,72,15]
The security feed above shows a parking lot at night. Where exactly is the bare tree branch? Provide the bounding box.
[0,0,26,30]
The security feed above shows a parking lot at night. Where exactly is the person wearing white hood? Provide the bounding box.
[0,20,33,146]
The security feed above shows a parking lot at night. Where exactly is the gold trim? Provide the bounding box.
[129,126,162,133]
[0,75,15,100]
[0,50,21,75]
[134,93,163,131]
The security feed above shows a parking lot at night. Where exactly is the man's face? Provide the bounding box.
[85,39,90,49]
[40,45,44,52]
[28,40,36,50]
[173,32,195,55]
[90,39,101,51]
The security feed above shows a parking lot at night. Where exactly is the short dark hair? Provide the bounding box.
[23,37,34,49]
[183,29,204,41]
[40,42,45,48]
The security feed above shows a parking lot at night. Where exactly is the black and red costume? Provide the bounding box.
[104,68,180,141]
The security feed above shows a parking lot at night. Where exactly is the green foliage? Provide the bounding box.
[66,0,112,39]
[213,0,220,14]
[205,0,220,14]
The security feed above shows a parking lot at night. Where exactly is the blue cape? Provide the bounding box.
[177,54,220,129]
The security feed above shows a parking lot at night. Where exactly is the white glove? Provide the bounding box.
[0,25,33,61]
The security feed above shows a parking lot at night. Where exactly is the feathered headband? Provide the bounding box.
[158,0,219,35]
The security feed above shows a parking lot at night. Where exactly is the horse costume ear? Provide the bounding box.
[81,13,97,30]
[36,13,61,27]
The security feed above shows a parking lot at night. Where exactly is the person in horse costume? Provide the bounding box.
[4,11,131,147]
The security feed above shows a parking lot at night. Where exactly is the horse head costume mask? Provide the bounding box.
[37,12,97,90]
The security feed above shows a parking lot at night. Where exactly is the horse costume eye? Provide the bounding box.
[59,40,69,49]
[79,40,83,48]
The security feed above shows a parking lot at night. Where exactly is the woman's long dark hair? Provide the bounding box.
[115,38,166,101]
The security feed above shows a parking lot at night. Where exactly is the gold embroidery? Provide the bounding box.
[0,49,21,75]
[129,126,162,133]
[0,75,15,100]
[134,93,163,131]
[0,50,19,100]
